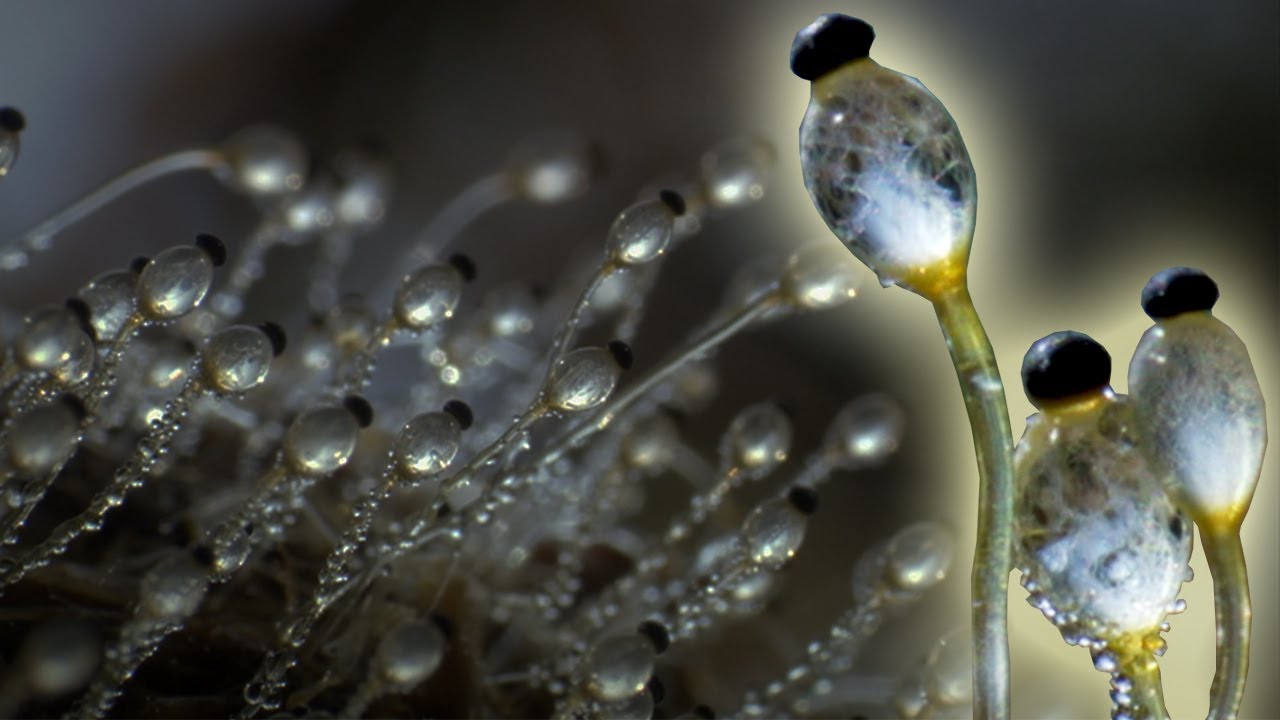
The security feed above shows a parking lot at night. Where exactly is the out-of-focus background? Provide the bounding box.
[1,2,1275,717]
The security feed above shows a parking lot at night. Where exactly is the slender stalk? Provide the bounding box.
[1203,525,1250,720]
[2,149,225,264]
[931,283,1013,720]
[1115,649,1169,720]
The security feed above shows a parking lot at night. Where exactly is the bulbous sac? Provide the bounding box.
[77,269,137,342]
[1014,396,1192,640]
[799,59,976,297]
[1128,313,1267,523]
[137,246,213,320]
[218,125,307,198]
[6,401,82,475]
[394,264,464,330]
[546,347,622,412]
[201,326,275,394]
[393,412,462,480]
[283,406,361,476]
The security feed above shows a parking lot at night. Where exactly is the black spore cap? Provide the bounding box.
[259,322,287,356]
[343,395,375,428]
[443,399,474,430]
[429,612,454,640]
[637,619,671,655]
[64,297,96,341]
[0,107,25,132]
[787,485,819,515]
[1141,267,1218,320]
[449,253,477,282]
[194,233,227,267]
[130,256,151,274]
[60,393,88,421]
[658,189,686,217]
[607,339,634,371]
[1021,331,1111,407]
[790,14,875,81]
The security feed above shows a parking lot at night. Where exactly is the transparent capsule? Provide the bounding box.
[136,243,216,320]
[508,129,598,204]
[146,341,194,390]
[332,145,392,231]
[741,493,812,569]
[6,397,84,475]
[392,411,463,480]
[780,242,860,310]
[595,686,657,720]
[393,262,465,330]
[15,306,91,372]
[375,618,446,687]
[722,402,792,475]
[217,125,307,197]
[138,554,208,623]
[76,268,137,342]
[885,522,953,592]
[201,324,280,394]
[1015,381,1191,637]
[606,194,682,266]
[0,106,23,177]
[698,136,774,209]
[793,15,975,296]
[283,405,362,476]
[1128,268,1266,524]
[826,393,906,468]
[584,634,656,702]
[546,345,627,412]
[19,620,100,697]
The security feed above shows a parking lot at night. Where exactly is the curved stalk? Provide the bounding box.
[1203,526,1250,720]
[931,283,1014,720]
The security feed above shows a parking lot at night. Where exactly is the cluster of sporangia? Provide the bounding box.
[0,100,973,720]
[791,13,1266,720]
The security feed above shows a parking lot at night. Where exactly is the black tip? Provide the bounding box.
[658,189,686,217]
[343,395,374,428]
[647,677,666,705]
[449,253,477,282]
[130,256,151,274]
[1021,331,1111,406]
[787,486,819,515]
[194,233,227,267]
[192,544,215,567]
[436,501,452,519]
[693,705,716,720]
[607,339,634,371]
[60,393,87,421]
[638,619,671,655]
[259,322,287,356]
[1141,267,1219,320]
[429,612,454,640]
[0,107,25,133]
[64,298,96,341]
[443,399,474,430]
[790,14,875,81]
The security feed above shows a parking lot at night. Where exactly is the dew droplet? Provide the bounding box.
[885,522,953,592]
[741,496,809,569]
[723,402,792,475]
[136,244,213,320]
[394,263,465,330]
[202,325,276,394]
[376,618,446,687]
[547,346,623,412]
[218,125,307,197]
[283,406,360,476]
[826,393,906,468]
[393,411,462,479]
[606,199,676,266]
[585,634,656,702]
